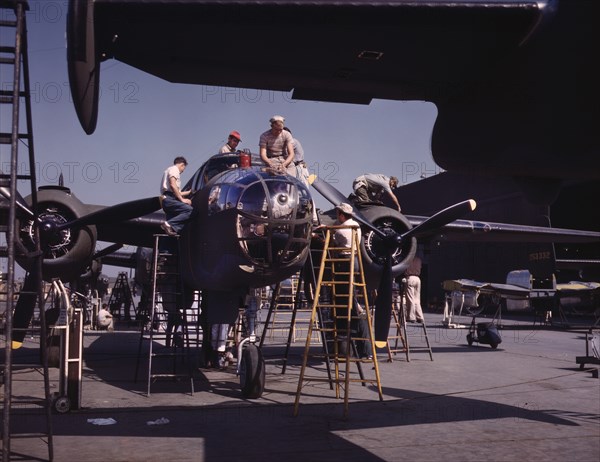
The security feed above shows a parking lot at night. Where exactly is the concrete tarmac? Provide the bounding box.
[2,312,599,462]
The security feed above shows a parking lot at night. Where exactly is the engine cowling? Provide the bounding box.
[16,186,97,282]
[358,205,417,287]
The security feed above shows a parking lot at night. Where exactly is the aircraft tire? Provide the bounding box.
[239,344,265,399]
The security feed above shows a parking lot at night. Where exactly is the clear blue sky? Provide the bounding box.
[2,1,441,276]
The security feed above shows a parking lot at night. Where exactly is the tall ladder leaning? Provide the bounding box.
[294,225,383,417]
[134,234,195,396]
[1,1,54,460]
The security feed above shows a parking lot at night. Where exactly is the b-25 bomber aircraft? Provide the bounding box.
[5,150,600,397]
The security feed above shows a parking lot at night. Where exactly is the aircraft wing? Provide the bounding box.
[72,0,542,126]
[406,216,600,244]
[86,0,539,101]
[69,203,163,248]
[442,279,531,299]
[95,211,164,248]
[319,207,600,245]
[96,248,139,268]
[70,1,600,186]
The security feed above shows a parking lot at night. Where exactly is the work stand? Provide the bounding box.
[389,278,433,362]
[134,234,198,396]
[293,225,383,417]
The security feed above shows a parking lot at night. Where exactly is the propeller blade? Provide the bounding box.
[310,175,387,239]
[0,183,34,217]
[373,254,393,348]
[401,199,476,240]
[57,196,162,230]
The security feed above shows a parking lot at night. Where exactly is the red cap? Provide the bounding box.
[229,130,241,141]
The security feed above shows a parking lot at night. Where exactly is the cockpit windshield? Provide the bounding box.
[183,152,263,192]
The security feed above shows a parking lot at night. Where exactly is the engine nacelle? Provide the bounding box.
[16,186,97,282]
[358,205,417,287]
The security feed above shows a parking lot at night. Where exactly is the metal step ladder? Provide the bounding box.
[386,282,410,362]
[260,274,307,343]
[134,234,196,396]
[396,277,433,361]
[1,1,54,460]
[107,272,136,322]
[294,225,383,417]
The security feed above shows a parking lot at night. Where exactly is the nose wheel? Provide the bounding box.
[238,343,265,399]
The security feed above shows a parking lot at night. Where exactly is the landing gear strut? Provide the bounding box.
[237,290,265,398]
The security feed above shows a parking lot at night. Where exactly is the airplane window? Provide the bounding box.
[218,168,248,186]
[237,215,269,263]
[207,185,223,215]
[237,181,268,217]
[215,185,230,214]
[295,186,312,219]
[183,172,198,192]
[226,184,245,210]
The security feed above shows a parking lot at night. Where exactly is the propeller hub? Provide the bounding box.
[23,210,73,258]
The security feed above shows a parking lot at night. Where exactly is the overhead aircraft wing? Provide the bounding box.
[68,1,600,190]
[70,0,541,129]
[82,0,541,100]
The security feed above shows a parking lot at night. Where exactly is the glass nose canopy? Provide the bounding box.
[208,169,313,266]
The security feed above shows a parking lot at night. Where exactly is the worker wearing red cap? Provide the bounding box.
[219,130,242,153]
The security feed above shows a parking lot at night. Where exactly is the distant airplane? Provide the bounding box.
[67,0,599,204]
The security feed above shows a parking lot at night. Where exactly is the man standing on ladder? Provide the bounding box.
[332,203,372,359]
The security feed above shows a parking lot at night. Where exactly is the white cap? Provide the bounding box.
[336,203,353,215]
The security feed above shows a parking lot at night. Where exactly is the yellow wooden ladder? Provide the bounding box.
[294,225,383,416]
